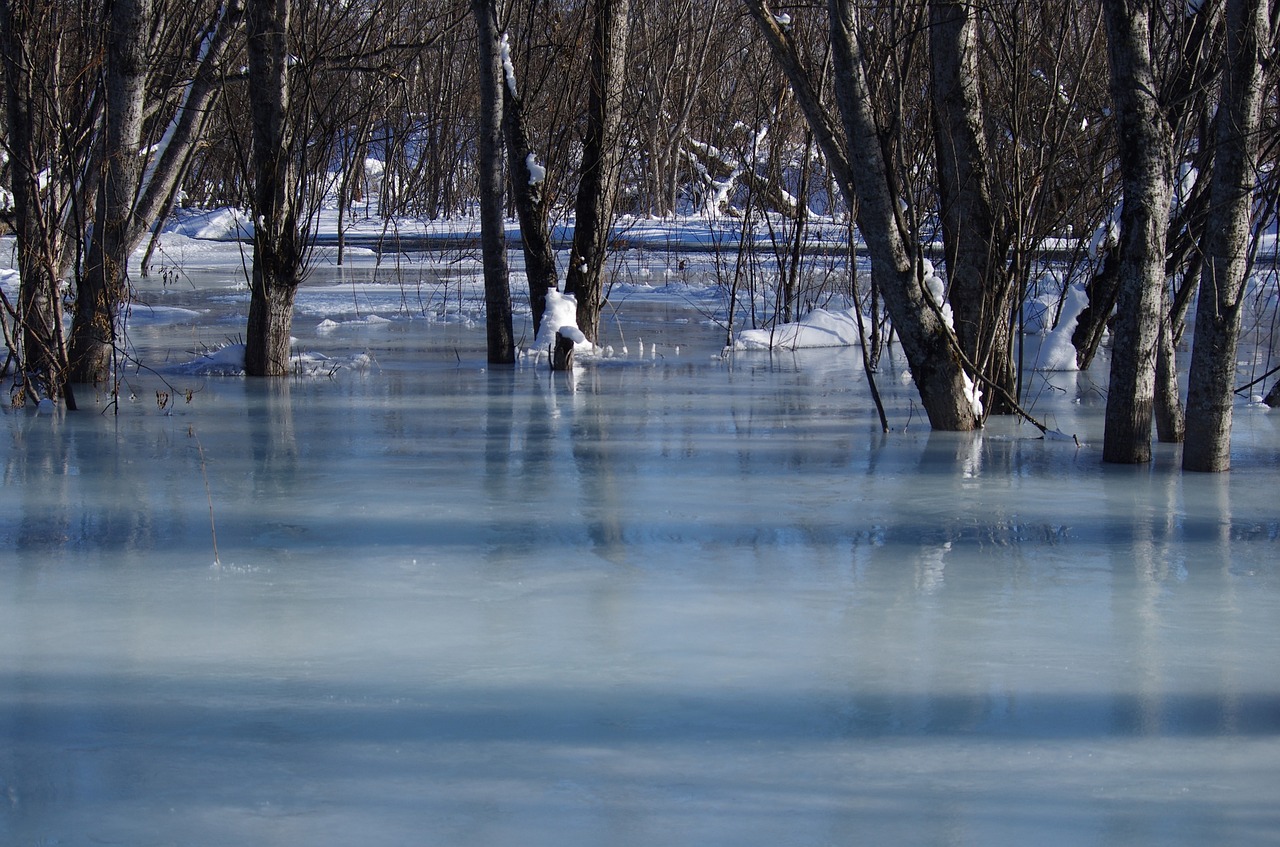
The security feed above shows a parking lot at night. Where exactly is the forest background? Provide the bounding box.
[1,0,1278,472]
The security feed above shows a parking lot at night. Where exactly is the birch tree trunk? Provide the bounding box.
[68,0,151,385]
[1100,0,1174,464]
[244,0,302,377]
[471,0,515,364]
[1183,0,1268,472]
[563,0,630,343]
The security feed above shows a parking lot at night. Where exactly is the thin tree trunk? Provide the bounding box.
[1154,303,1184,442]
[502,62,557,336]
[1100,0,1174,464]
[472,0,514,364]
[563,0,630,343]
[1183,0,1267,472]
[68,0,151,385]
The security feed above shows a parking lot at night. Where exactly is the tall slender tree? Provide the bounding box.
[0,0,75,405]
[1183,0,1269,472]
[243,0,302,376]
[929,0,1015,415]
[68,0,153,385]
[1099,0,1175,464]
[471,0,515,363]
[563,0,631,343]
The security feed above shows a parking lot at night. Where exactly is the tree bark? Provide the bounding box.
[502,58,557,336]
[928,0,1015,415]
[472,0,515,364]
[1,0,68,402]
[1183,0,1267,472]
[563,0,630,343]
[68,0,151,385]
[827,0,977,430]
[1100,0,1174,464]
[244,0,302,377]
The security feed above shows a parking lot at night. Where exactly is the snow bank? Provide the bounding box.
[166,207,252,240]
[734,308,863,350]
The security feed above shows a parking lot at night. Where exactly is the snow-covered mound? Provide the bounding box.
[529,289,591,352]
[733,308,864,350]
[166,207,252,240]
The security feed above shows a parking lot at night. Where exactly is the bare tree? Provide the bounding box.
[1098,0,1178,463]
[243,0,301,376]
[744,0,978,430]
[563,0,631,343]
[0,0,84,406]
[929,0,1015,415]
[471,0,515,363]
[1183,0,1270,472]
[67,0,153,385]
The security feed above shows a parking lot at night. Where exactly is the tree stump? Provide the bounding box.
[552,329,575,371]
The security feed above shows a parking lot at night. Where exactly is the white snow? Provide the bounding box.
[734,308,863,350]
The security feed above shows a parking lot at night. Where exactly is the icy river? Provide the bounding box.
[2,237,1279,846]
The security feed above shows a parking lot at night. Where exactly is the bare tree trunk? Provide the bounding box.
[1100,0,1174,464]
[502,63,557,336]
[1,0,69,403]
[68,0,151,385]
[472,0,514,364]
[826,0,977,430]
[928,0,1015,415]
[1154,305,1185,443]
[1183,0,1268,472]
[563,0,630,343]
[244,0,302,376]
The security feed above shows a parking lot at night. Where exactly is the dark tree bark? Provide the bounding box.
[1183,0,1268,472]
[744,0,976,430]
[0,0,70,403]
[928,0,1016,415]
[471,0,515,364]
[1100,0,1175,464]
[502,57,557,336]
[68,0,152,385]
[244,0,302,376]
[563,0,630,343]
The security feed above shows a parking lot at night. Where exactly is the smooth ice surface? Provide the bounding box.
[2,240,1280,846]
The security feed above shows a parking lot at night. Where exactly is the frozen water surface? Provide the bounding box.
[2,243,1279,846]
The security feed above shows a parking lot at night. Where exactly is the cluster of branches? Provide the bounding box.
[1,0,1278,472]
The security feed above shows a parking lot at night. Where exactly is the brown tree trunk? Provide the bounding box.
[1183,0,1268,472]
[1100,0,1174,464]
[563,0,630,343]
